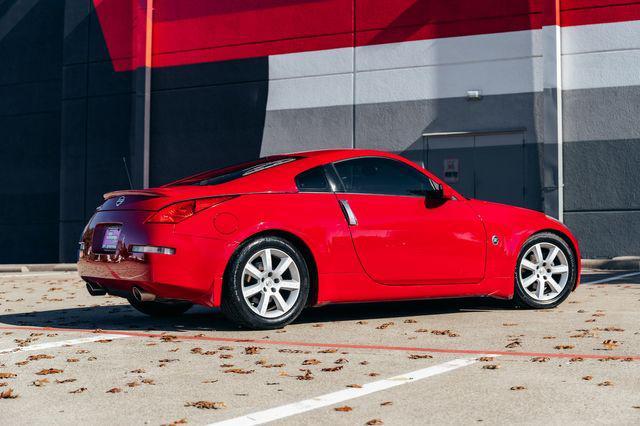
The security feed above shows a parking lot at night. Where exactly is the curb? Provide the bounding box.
[582,257,640,271]
[0,264,77,273]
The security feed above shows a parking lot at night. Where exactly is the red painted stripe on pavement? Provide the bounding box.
[0,325,637,361]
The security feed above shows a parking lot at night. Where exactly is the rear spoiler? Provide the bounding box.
[103,190,166,200]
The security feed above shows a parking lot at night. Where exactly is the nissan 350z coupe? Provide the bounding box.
[78,149,581,329]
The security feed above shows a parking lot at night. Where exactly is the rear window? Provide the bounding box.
[167,156,298,186]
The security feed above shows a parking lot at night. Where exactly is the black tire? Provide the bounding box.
[127,296,193,317]
[513,232,577,309]
[221,236,310,329]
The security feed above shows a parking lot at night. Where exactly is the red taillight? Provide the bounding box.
[146,196,234,224]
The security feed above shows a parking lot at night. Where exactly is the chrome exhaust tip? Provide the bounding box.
[132,286,156,302]
[85,281,107,296]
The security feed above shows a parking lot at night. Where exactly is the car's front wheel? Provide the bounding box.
[514,232,577,309]
[221,236,310,329]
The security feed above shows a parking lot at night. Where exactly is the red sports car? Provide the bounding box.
[78,149,580,329]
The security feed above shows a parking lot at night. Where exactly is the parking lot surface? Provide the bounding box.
[0,270,639,425]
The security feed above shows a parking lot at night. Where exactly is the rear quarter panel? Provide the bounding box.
[174,192,363,306]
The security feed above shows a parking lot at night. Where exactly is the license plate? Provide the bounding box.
[101,226,121,251]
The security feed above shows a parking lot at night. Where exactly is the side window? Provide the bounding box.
[333,157,435,196]
[295,166,331,192]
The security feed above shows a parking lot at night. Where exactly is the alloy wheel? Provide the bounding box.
[518,242,569,302]
[241,248,301,318]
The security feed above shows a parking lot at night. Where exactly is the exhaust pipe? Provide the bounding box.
[85,281,107,296]
[132,287,156,302]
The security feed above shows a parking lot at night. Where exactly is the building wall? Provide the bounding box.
[560,0,640,257]
[0,0,63,263]
[1,1,638,262]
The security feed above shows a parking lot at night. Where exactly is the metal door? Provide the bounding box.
[425,132,525,207]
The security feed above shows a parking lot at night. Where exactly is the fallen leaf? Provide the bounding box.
[409,354,433,360]
[302,359,321,365]
[356,321,368,325]
[554,345,574,350]
[531,357,550,363]
[27,354,54,361]
[376,322,394,330]
[141,378,156,385]
[598,381,613,387]
[403,319,417,324]
[321,366,343,372]
[502,323,518,326]
[66,358,79,363]
[505,341,521,349]
[36,369,63,375]
[0,373,16,379]
[127,381,140,387]
[318,349,338,354]
[582,375,593,381]
[55,378,77,384]
[602,340,619,350]
[279,349,303,354]
[415,329,429,333]
[106,387,122,393]
[482,365,500,370]
[296,369,314,381]
[346,384,362,388]
[366,419,384,425]
[334,406,353,412]
[130,369,146,374]
[32,378,49,387]
[162,419,187,426]
[224,368,254,375]
[186,401,226,409]
[569,357,584,362]
[510,386,526,391]
[380,401,393,406]
[477,357,494,362]
[432,329,459,337]
[600,327,624,332]
[334,358,349,364]
[69,387,87,394]
[244,347,262,355]
[0,389,17,399]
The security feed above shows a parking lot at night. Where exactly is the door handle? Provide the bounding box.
[338,199,358,226]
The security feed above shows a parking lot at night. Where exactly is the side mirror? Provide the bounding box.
[425,184,445,200]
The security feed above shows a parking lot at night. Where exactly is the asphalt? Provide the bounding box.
[0,270,638,425]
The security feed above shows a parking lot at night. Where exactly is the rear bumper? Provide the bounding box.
[77,210,232,307]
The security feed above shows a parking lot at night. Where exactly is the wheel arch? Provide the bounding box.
[221,229,320,307]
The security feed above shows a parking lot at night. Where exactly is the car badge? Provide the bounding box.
[115,196,125,207]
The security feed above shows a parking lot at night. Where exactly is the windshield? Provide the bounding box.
[166,156,299,186]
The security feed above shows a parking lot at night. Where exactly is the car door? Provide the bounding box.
[331,157,486,285]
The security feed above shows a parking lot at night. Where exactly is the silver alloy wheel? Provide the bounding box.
[518,242,570,301]
[241,248,301,318]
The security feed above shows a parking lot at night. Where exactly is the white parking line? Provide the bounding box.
[209,355,496,426]
[583,271,640,285]
[0,334,129,355]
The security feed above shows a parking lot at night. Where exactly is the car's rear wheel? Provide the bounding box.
[514,232,577,309]
[221,236,310,329]
[127,296,193,317]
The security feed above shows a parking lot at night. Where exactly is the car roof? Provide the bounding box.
[293,148,402,164]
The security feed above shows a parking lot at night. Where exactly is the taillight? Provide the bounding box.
[146,196,234,224]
